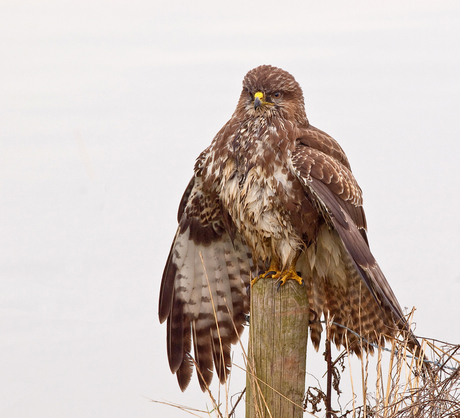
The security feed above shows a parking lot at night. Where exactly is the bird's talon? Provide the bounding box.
[253,266,303,287]
[276,270,304,287]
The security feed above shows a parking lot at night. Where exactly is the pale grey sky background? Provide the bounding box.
[1,1,460,417]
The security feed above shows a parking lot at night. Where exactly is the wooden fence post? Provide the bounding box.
[245,278,309,418]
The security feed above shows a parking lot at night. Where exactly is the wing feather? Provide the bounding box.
[159,173,252,391]
[292,137,415,352]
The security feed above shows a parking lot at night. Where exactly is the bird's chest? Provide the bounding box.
[218,134,305,247]
[202,120,321,265]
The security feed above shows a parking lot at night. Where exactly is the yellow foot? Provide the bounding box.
[250,271,271,287]
[251,270,278,286]
[274,269,304,287]
[251,268,304,287]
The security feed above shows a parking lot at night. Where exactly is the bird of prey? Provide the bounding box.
[159,65,413,391]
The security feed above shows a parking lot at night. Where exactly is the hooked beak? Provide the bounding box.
[253,91,264,109]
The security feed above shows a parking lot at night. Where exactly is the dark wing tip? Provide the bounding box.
[158,259,177,323]
[176,355,193,391]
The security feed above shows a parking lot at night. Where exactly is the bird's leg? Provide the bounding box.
[251,260,280,286]
[275,264,304,287]
[251,258,281,286]
[263,258,281,279]
[274,254,304,287]
[251,254,304,287]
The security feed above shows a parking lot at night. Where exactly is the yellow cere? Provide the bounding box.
[254,92,264,100]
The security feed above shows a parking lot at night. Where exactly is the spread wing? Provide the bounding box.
[292,127,414,353]
[158,171,252,391]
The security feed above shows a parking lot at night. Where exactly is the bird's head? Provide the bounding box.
[237,65,308,125]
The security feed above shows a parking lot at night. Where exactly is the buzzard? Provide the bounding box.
[159,65,413,391]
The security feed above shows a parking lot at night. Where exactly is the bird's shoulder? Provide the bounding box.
[296,124,351,170]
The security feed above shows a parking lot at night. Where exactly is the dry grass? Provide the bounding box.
[153,311,460,417]
[365,336,460,418]
[155,259,460,417]
[302,312,460,418]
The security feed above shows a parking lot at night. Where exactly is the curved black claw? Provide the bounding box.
[264,270,277,279]
[309,308,318,322]
[297,272,305,286]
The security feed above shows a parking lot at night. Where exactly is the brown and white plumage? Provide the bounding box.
[159,65,415,391]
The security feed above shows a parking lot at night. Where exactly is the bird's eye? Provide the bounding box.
[273,92,281,99]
